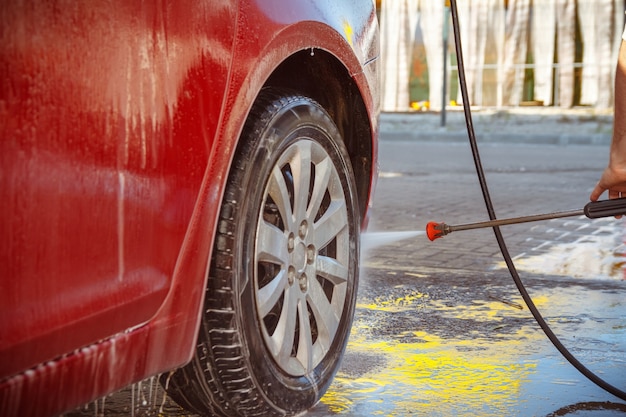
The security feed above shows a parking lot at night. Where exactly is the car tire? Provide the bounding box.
[163,88,361,417]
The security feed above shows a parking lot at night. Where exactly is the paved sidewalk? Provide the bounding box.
[380,107,614,145]
[370,128,619,277]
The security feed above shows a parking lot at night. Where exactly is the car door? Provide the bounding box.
[0,0,236,378]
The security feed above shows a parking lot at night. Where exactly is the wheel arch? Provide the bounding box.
[264,50,375,227]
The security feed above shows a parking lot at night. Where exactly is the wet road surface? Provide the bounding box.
[67,125,626,416]
[310,138,626,416]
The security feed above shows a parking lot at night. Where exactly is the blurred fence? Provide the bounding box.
[380,0,625,111]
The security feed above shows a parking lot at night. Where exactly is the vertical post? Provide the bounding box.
[441,0,451,127]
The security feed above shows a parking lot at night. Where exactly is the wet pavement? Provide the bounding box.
[67,109,626,416]
[311,111,626,416]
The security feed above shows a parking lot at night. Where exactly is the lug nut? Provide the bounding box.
[299,221,308,239]
[298,273,308,292]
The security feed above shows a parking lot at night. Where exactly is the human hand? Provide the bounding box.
[590,165,626,202]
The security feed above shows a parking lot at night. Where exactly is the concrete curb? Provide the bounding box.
[379,109,614,146]
[381,130,612,146]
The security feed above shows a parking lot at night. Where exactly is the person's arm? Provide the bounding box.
[590,40,626,201]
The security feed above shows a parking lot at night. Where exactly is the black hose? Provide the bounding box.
[448,0,626,402]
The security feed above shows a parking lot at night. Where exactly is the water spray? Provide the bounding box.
[440,0,626,402]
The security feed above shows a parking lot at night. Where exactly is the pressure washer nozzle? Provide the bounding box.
[426,222,451,241]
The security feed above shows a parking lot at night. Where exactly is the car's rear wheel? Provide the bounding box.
[163,89,360,417]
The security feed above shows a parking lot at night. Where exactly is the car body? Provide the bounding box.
[0,1,379,416]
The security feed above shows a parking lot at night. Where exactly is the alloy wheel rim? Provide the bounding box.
[254,138,350,376]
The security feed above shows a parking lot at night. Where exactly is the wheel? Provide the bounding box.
[163,88,361,417]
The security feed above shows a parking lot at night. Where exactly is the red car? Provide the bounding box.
[0,1,379,416]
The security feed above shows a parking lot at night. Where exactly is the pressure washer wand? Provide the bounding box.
[426,197,626,241]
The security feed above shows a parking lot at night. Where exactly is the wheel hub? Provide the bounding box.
[291,240,308,274]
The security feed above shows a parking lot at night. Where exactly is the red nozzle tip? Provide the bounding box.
[426,222,443,241]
